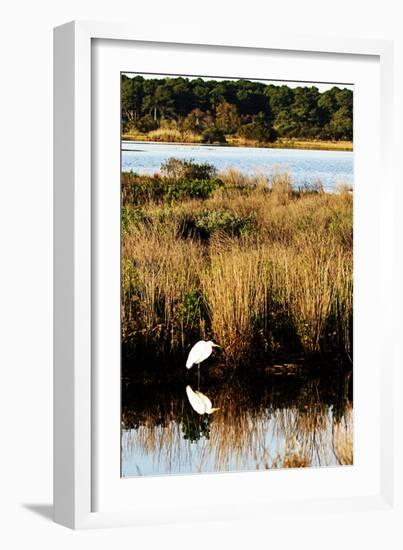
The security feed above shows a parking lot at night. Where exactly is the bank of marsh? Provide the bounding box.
[121,159,352,373]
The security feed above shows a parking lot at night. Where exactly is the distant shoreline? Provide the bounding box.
[121,134,353,152]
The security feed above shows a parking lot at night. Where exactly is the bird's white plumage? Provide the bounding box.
[186,340,217,369]
[186,386,219,415]
[196,391,213,411]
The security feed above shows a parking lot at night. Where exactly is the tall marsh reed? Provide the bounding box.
[200,242,269,361]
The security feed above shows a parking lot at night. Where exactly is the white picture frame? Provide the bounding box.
[54,20,398,530]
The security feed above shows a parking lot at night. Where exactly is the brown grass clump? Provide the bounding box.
[147,128,203,143]
[200,242,269,362]
[219,167,268,191]
[122,222,205,354]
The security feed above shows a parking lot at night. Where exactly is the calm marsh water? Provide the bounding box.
[121,367,353,477]
[121,141,353,192]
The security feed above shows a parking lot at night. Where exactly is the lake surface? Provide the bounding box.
[121,141,353,192]
[121,367,353,477]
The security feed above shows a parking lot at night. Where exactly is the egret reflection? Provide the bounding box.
[186,385,220,415]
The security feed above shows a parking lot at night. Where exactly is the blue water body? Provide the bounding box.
[121,141,353,192]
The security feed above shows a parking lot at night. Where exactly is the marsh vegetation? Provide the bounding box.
[122,158,352,377]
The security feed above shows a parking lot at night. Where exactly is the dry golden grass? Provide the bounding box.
[218,167,269,190]
[122,223,205,352]
[273,139,353,151]
[224,136,353,151]
[200,242,269,361]
[269,233,352,352]
[122,132,352,151]
[147,128,203,143]
[122,128,203,143]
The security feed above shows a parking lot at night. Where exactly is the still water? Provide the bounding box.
[121,367,353,477]
[121,141,353,192]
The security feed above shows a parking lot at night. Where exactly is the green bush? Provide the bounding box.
[161,158,217,180]
[135,115,159,133]
[239,113,277,143]
[122,172,223,205]
[191,209,256,238]
[180,288,204,327]
[201,127,227,144]
[121,206,149,233]
[122,173,165,205]
[296,180,324,194]
[165,179,223,202]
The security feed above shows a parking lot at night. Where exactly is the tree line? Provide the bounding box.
[121,74,353,143]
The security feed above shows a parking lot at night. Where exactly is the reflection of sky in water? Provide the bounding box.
[121,371,353,477]
[121,142,353,192]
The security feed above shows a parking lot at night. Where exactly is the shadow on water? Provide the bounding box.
[121,359,353,477]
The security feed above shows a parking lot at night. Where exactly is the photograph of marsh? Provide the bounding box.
[120,73,353,477]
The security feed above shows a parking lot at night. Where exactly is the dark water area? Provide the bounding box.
[121,358,353,477]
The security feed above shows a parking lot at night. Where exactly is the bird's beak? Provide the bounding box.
[210,407,220,413]
[212,343,221,348]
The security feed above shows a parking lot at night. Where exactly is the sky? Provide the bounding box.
[122,72,354,93]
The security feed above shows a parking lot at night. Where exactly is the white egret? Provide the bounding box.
[186,340,220,369]
[185,339,220,382]
[186,385,219,415]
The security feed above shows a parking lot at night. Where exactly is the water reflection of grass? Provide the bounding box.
[121,370,353,474]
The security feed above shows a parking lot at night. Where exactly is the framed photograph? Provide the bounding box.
[54,21,396,529]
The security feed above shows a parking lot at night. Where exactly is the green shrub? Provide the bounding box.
[201,127,227,144]
[135,115,159,133]
[239,113,277,143]
[180,288,204,327]
[296,180,324,194]
[122,173,165,205]
[165,179,223,202]
[121,206,149,233]
[161,158,217,180]
[122,172,223,205]
[192,209,256,238]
